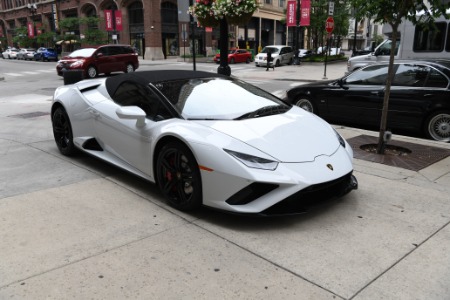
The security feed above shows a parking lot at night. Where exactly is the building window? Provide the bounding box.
[279,0,285,7]
[413,22,446,52]
[265,0,271,4]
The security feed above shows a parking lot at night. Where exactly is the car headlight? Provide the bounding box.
[70,60,84,68]
[334,129,346,148]
[224,149,278,170]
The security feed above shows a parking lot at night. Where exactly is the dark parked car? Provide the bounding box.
[214,49,252,64]
[34,47,58,61]
[56,44,139,78]
[284,60,450,142]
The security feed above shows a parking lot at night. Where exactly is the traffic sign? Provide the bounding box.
[326,16,334,33]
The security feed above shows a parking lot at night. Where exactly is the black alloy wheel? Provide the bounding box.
[52,107,77,156]
[156,142,202,211]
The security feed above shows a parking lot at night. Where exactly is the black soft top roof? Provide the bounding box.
[105,70,228,97]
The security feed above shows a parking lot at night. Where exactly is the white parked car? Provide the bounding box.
[255,45,294,67]
[51,70,358,215]
[2,48,18,59]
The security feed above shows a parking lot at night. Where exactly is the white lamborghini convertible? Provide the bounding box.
[51,70,357,215]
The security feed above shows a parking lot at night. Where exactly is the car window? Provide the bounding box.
[345,65,389,85]
[425,68,448,88]
[68,48,96,57]
[153,78,286,120]
[108,46,121,56]
[112,82,171,121]
[392,64,429,87]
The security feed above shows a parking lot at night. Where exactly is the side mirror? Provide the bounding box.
[96,52,104,58]
[337,78,349,90]
[116,106,146,127]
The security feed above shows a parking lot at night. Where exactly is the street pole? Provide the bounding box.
[189,0,196,71]
[293,0,301,65]
[217,18,231,76]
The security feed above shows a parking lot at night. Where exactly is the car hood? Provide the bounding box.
[201,107,339,162]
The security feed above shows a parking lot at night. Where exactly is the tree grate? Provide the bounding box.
[346,134,450,171]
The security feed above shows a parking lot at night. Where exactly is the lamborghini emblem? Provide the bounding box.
[327,164,334,171]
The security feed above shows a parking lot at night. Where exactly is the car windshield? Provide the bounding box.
[261,47,279,54]
[67,48,96,57]
[154,77,289,120]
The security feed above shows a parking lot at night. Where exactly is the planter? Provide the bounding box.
[226,12,254,26]
[197,15,220,27]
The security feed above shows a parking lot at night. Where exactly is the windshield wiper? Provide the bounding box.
[235,105,289,120]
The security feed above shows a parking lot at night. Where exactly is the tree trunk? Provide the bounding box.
[376,24,398,154]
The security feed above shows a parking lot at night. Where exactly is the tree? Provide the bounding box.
[351,0,450,153]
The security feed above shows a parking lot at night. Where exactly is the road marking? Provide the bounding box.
[3,73,23,77]
[23,71,40,75]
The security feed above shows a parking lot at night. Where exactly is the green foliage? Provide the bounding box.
[12,27,33,47]
[83,28,108,45]
[58,17,80,31]
[37,31,56,47]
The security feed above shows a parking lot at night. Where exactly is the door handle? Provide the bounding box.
[370,91,382,95]
[90,109,100,118]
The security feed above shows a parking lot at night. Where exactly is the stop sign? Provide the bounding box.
[326,16,334,33]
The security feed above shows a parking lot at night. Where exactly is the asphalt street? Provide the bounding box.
[0,59,450,299]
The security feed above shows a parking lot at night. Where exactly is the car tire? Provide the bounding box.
[87,66,97,78]
[230,58,235,64]
[125,63,134,73]
[424,111,450,142]
[246,57,251,64]
[52,106,77,156]
[294,97,316,114]
[275,59,281,67]
[156,141,202,211]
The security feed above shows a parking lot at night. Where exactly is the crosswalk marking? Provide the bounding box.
[2,69,55,78]
[3,73,24,77]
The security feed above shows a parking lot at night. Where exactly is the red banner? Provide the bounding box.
[27,22,34,38]
[286,0,296,27]
[105,10,113,31]
[114,10,123,31]
[300,0,311,26]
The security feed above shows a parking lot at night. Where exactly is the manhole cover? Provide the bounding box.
[9,111,50,119]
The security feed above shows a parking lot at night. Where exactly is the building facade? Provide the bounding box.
[0,0,288,60]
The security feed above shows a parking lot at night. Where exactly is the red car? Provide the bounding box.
[214,49,252,64]
[56,44,139,78]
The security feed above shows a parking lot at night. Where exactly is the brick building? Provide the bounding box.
[0,0,287,60]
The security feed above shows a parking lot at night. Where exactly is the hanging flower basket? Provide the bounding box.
[197,15,220,27]
[212,0,259,26]
[225,11,254,26]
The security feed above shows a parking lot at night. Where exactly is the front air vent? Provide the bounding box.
[226,183,279,205]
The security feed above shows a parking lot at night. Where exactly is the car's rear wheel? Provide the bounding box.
[87,66,97,78]
[125,63,134,73]
[294,97,316,113]
[52,106,77,156]
[246,57,251,64]
[156,141,202,211]
[424,111,450,142]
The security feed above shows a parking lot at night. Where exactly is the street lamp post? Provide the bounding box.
[28,3,38,48]
[217,18,231,76]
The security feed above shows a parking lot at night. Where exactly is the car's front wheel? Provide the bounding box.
[275,59,281,67]
[294,97,316,113]
[125,63,134,73]
[52,106,77,156]
[87,66,97,78]
[156,141,202,211]
[424,111,450,142]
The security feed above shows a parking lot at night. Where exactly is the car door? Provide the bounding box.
[387,63,449,132]
[95,46,114,74]
[324,64,390,126]
[91,82,172,177]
